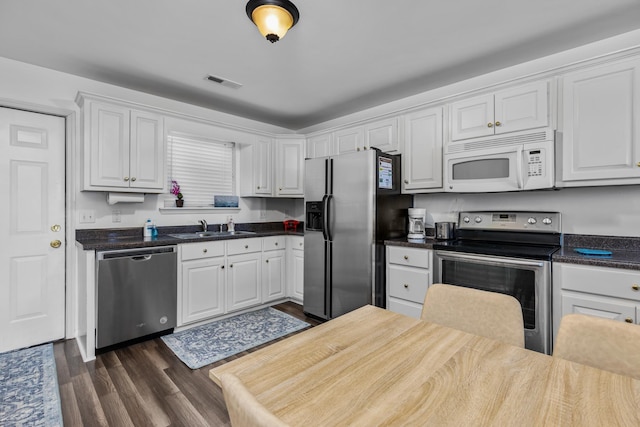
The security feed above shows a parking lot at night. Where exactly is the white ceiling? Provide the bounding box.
[2,1,640,130]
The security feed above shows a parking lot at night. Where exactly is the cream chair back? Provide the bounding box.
[220,373,290,427]
[553,313,640,379]
[421,283,524,347]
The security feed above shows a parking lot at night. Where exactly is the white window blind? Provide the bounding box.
[168,133,235,207]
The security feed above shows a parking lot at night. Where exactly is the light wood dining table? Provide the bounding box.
[210,305,640,426]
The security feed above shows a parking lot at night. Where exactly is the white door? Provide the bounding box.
[494,80,548,134]
[0,107,65,352]
[275,139,304,196]
[402,107,443,191]
[450,93,494,140]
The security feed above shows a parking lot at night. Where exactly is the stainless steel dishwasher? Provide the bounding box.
[96,246,177,349]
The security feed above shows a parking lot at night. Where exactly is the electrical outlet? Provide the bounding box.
[112,210,121,223]
[260,209,267,219]
[79,210,95,223]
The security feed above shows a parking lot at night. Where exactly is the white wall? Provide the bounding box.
[415,185,640,237]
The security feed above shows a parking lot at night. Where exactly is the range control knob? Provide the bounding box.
[527,217,537,225]
[475,216,482,223]
[542,217,553,225]
[463,216,471,224]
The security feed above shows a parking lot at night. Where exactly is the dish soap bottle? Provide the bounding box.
[143,219,153,238]
[228,216,235,233]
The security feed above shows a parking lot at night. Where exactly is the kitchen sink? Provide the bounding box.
[169,231,256,239]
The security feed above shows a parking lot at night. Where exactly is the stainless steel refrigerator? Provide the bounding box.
[303,149,412,320]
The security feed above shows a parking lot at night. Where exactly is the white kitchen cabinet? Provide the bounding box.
[177,241,226,326]
[402,106,443,192]
[307,133,333,159]
[77,94,166,192]
[364,117,400,153]
[386,245,432,319]
[275,138,305,197]
[559,57,640,186]
[239,137,274,196]
[553,262,640,345]
[450,80,549,141]
[287,236,304,302]
[262,236,287,302]
[335,126,366,155]
[226,239,262,311]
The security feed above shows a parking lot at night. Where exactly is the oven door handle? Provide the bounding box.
[434,250,545,268]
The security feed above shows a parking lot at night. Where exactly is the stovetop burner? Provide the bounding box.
[433,211,562,261]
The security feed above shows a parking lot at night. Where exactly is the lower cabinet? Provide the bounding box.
[553,263,640,346]
[178,235,304,327]
[262,236,287,303]
[386,245,432,319]
[178,241,226,326]
[287,236,304,303]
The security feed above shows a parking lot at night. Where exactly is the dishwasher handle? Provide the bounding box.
[97,246,176,260]
[131,255,152,261]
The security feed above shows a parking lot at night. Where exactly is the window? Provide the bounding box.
[168,132,235,207]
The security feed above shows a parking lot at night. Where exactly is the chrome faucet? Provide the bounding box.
[199,219,208,232]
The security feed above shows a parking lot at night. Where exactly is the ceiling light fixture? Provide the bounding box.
[246,0,300,43]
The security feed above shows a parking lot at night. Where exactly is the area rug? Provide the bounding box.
[162,307,310,369]
[0,343,63,427]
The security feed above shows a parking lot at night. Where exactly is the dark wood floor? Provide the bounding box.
[54,302,321,427]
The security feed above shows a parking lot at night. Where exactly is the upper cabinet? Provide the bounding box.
[402,107,443,192]
[307,133,333,159]
[275,138,305,197]
[240,136,304,197]
[364,117,400,153]
[77,93,166,192]
[559,57,640,186]
[450,80,549,141]
[335,126,365,155]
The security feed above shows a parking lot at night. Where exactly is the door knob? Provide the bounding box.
[51,224,61,232]
[50,240,62,248]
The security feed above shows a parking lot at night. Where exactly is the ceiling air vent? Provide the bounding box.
[205,74,243,89]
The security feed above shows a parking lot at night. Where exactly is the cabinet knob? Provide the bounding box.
[636,162,640,167]
[403,284,409,289]
[275,242,278,246]
[404,179,409,184]
[299,242,303,246]
[625,317,633,323]
[632,284,639,291]
[230,264,233,268]
[131,177,136,182]
[221,265,225,269]
[124,176,129,181]
[203,248,208,253]
[245,245,249,249]
[364,146,369,150]
[487,123,494,128]
[403,255,409,260]
[266,259,269,263]
[495,121,501,127]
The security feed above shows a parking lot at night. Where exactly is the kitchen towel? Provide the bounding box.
[0,343,63,427]
[162,307,310,369]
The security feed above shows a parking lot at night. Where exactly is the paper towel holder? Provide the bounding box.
[107,192,145,205]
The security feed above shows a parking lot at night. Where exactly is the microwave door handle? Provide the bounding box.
[516,146,524,189]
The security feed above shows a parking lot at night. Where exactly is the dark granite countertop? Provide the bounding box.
[385,232,640,271]
[76,222,304,251]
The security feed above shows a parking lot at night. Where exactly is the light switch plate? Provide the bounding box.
[79,210,95,223]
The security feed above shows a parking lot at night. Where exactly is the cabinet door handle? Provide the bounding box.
[203,248,208,253]
[625,317,633,323]
[275,242,278,246]
[279,188,282,191]
[124,176,129,181]
[632,284,639,291]
[403,284,409,289]
[357,147,361,152]
[131,177,136,182]
[257,186,261,190]
[229,264,233,268]
[245,245,249,249]
[403,255,409,260]
[636,162,640,167]
[404,179,409,184]
[266,259,269,263]
[221,265,225,269]
[495,121,501,127]
[487,123,494,128]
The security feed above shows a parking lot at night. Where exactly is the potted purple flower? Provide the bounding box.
[171,180,184,207]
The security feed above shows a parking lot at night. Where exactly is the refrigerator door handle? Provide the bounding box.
[321,194,329,241]
[325,194,334,241]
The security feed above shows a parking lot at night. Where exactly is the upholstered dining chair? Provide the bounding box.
[220,373,290,427]
[553,313,640,379]
[421,283,525,347]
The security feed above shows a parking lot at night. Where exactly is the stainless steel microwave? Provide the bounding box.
[444,128,555,192]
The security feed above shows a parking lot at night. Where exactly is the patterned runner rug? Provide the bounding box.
[0,343,63,427]
[162,307,310,369]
